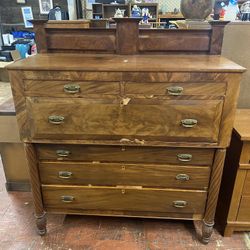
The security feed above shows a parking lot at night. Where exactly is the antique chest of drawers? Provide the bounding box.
[7,53,244,244]
[216,109,250,236]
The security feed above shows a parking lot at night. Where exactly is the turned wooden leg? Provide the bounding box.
[202,221,214,244]
[24,143,47,235]
[201,149,226,244]
[35,211,47,235]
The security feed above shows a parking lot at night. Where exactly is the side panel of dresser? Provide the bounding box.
[8,71,242,148]
[216,132,250,236]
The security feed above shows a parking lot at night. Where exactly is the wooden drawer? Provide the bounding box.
[125,82,226,97]
[42,185,207,215]
[237,196,250,221]
[24,80,119,97]
[39,162,210,189]
[242,171,250,195]
[22,71,123,81]
[37,144,215,166]
[239,143,250,165]
[27,97,223,142]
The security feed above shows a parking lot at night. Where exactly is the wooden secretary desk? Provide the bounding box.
[7,19,245,244]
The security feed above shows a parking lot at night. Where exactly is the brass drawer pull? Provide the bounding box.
[173,200,187,208]
[56,149,70,157]
[167,86,183,96]
[176,173,190,181]
[64,84,80,94]
[181,119,198,128]
[177,153,192,162]
[59,171,72,179]
[48,115,64,125]
[61,196,74,203]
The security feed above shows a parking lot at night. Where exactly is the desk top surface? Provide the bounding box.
[234,109,250,141]
[7,54,245,72]
[0,82,15,116]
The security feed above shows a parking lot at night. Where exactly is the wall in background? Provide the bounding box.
[222,22,250,108]
[0,0,68,31]
[158,0,181,12]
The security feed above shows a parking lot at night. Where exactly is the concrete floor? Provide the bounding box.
[0,160,249,250]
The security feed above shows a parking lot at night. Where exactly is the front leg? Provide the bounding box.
[202,220,214,244]
[201,149,226,244]
[35,211,47,235]
[24,143,47,235]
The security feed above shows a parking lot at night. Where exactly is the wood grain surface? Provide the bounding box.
[39,162,210,189]
[237,196,250,221]
[36,144,214,165]
[6,54,245,72]
[26,97,223,142]
[234,109,250,141]
[42,185,207,215]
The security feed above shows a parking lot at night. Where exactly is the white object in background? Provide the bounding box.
[2,34,10,46]
[67,0,77,20]
[17,0,26,3]
[39,0,53,14]
[21,6,34,28]
[9,34,14,45]
[224,0,239,21]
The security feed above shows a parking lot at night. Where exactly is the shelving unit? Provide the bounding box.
[92,3,103,19]
[103,4,130,18]
[130,3,158,20]
[92,3,158,20]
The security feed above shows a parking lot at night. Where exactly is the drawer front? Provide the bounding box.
[240,143,250,165]
[237,196,250,221]
[42,186,207,214]
[22,71,123,81]
[39,162,210,189]
[243,171,250,195]
[27,97,223,142]
[24,80,120,97]
[37,144,215,166]
[125,82,226,97]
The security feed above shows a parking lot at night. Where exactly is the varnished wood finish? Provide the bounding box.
[47,29,116,53]
[24,80,120,97]
[7,20,244,243]
[202,149,226,244]
[216,110,250,236]
[7,54,245,72]
[36,144,215,166]
[45,20,90,29]
[209,21,230,55]
[39,162,210,189]
[125,81,226,98]
[24,143,46,235]
[29,19,229,55]
[234,109,250,141]
[243,171,250,195]
[139,29,210,53]
[42,185,207,215]
[45,208,203,220]
[115,18,140,55]
[31,20,48,53]
[237,196,250,221]
[24,80,226,99]
[26,97,223,142]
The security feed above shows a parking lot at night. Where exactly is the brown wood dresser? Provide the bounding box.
[216,109,250,236]
[6,19,245,244]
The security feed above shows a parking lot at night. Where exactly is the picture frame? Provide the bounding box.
[39,0,53,14]
[21,6,34,28]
